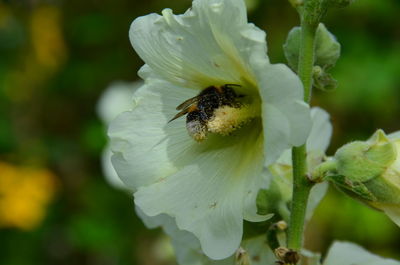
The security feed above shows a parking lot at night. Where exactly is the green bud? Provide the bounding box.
[314,23,341,69]
[334,130,396,183]
[313,65,338,91]
[283,26,302,71]
[284,23,341,71]
[330,130,400,226]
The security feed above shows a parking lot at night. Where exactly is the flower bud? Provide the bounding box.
[284,23,341,71]
[313,65,338,91]
[330,130,400,226]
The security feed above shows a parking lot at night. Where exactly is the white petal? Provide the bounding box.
[97,81,142,190]
[276,99,312,146]
[172,238,234,265]
[323,241,400,265]
[273,107,332,166]
[261,103,291,165]
[257,63,311,165]
[129,0,268,89]
[243,169,273,222]
[307,107,332,153]
[101,146,128,190]
[136,206,202,250]
[135,121,265,259]
[306,182,328,221]
[257,63,304,105]
[96,81,140,124]
[136,207,234,265]
[241,235,276,265]
[301,249,322,265]
[109,78,197,190]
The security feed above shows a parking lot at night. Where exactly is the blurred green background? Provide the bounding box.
[0,0,399,264]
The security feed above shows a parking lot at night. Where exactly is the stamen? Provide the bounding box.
[207,105,258,135]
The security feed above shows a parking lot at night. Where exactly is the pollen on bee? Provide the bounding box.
[207,105,254,135]
[186,120,207,142]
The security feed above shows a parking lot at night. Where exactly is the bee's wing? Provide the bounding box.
[176,96,199,110]
[169,95,199,123]
[168,96,199,122]
[168,109,189,123]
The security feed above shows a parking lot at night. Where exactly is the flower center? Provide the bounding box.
[177,84,260,142]
[206,104,259,136]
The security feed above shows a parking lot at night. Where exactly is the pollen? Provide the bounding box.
[207,105,256,135]
[186,120,208,142]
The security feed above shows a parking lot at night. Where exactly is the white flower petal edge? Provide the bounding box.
[257,63,311,165]
[307,107,333,152]
[109,79,194,190]
[101,146,127,190]
[97,81,142,190]
[323,241,400,265]
[172,233,277,265]
[136,207,233,265]
[96,81,140,124]
[305,107,332,219]
[137,207,277,265]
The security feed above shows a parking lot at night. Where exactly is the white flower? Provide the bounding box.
[97,81,141,190]
[109,0,311,259]
[323,241,400,265]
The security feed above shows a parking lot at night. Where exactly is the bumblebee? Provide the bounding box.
[169,84,242,141]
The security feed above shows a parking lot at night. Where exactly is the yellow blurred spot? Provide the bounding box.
[30,6,67,69]
[4,5,67,102]
[0,162,58,230]
[0,3,10,28]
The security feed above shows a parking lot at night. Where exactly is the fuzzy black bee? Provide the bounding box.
[169,84,242,141]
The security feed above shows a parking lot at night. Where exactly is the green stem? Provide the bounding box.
[288,145,313,250]
[287,17,318,250]
[311,159,337,182]
[298,20,317,102]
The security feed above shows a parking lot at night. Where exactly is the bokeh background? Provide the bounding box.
[0,0,399,264]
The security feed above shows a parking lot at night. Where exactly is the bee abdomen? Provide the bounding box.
[186,120,208,142]
[186,111,208,142]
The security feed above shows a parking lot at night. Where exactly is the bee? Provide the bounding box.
[169,84,242,141]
